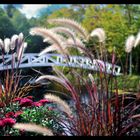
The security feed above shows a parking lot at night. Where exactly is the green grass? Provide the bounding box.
[116,75,140,93]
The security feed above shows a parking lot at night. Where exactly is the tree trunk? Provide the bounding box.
[129,52,132,75]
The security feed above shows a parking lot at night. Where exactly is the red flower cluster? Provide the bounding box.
[13,97,34,107]
[39,99,51,105]
[13,96,51,108]
[5,112,14,118]
[14,111,23,118]
[5,111,23,118]
[0,120,5,128]
[33,99,52,107]
[0,96,54,134]
[33,102,42,107]
[26,96,33,100]
[13,97,22,102]
[0,118,16,128]
[19,98,33,107]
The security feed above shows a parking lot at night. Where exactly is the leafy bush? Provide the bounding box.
[116,75,140,92]
[0,96,63,136]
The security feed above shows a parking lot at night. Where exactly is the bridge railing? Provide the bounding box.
[0,53,121,76]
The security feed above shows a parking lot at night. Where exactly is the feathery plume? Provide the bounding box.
[39,44,59,56]
[88,73,99,103]
[131,114,140,119]
[48,18,88,39]
[13,123,53,136]
[10,34,19,50]
[45,94,72,117]
[90,28,106,42]
[50,27,76,41]
[65,38,85,53]
[134,32,140,48]
[0,39,4,50]
[43,34,66,43]
[17,42,27,61]
[30,27,66,54]
[4,38,10,53]
[41,37,85,55]
[35,75,69,89]
[125,35,135,53]
[88,73,95,82]
[18,33,24,46]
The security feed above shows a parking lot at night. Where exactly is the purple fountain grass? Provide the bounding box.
[12,18,140,136]
[34,51,140,136]
[0,33,37,107]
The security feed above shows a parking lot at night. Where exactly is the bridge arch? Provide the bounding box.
[0,53,121,76]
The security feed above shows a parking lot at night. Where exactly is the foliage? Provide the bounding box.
[20,106,63,134]
[116,75,140,92]
[48,8,78,20]
[0,96,63,136]
[82,4,140,74]
[0,14,17,39]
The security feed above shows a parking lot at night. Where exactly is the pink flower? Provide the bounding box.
[39,99,51,105]
[19,98,33,107]
[5,112,14,118]
[33,102,42,107]
[26,96,33,100]
[0,120,5,128]
[3,118,16,127]
[13,97,22,102]
[14,111,23,118]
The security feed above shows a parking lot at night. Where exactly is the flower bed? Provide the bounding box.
[0,96,63,136]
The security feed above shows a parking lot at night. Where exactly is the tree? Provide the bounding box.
[4,4,16,18]
[0,7,6,17]
[121,4,140,74]
[10,9,31,35]
[0,14,17,39]
[82,5,132,66]
[48,8,76,19]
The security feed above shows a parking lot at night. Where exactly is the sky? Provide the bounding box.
[0,4,70,19]
[18,4,50,18]
[0,4,50,19]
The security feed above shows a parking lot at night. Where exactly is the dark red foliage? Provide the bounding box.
[19,129,25,135]
[5,112,14,118]
[19,98,33,107]
[0,102,4,108]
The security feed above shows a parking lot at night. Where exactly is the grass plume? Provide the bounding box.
[45,94,72,117]
[30,27,67,55]
[13,123,53,136]
[48,18,88,39]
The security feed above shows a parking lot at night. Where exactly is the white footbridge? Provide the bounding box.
[0,53,121,76]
